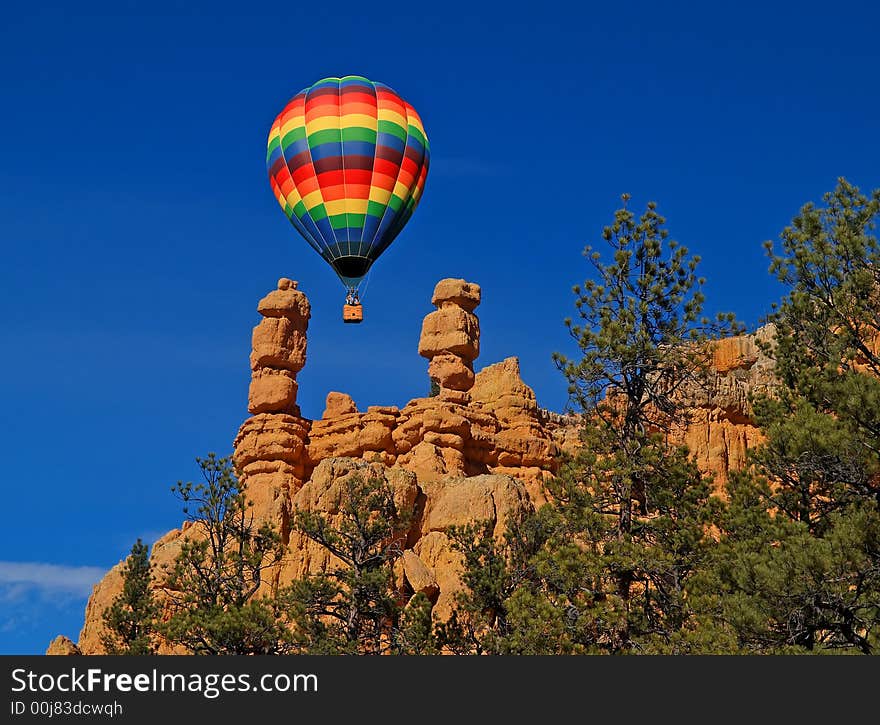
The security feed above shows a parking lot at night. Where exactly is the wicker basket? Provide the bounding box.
[342,304,363,324]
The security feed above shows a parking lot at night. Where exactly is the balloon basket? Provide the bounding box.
[343,304,364,324]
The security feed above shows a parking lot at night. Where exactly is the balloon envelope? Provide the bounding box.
[267,76,430,289]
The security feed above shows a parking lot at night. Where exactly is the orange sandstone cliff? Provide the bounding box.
[54,278,774,654]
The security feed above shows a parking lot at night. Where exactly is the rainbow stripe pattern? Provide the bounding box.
[267,76,430,287]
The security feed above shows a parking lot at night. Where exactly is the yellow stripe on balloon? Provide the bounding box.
[340,113,377,128]
[368,185,393,205]
[324,199,348,216]
[284,184,304,207]
[409,121,426,140]
[344,198,369,214]
[267,121,281,145]
[306,114,342,134]
[280,114,305,138]
[377,109,407,128]
[302,190,324,209]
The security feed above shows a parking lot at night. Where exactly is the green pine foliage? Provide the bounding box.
[551,197,736,648]
[553,196,740,537]
[695,179,880,654]
[693,472,880,653]
[284,472,436,654]
[160,454,291,654]
[445,198,735,653]
[104,180,880,656]
[755,178,880,525]
[439,511,556,654]
[101,539,158,655]
[447,185,880,654]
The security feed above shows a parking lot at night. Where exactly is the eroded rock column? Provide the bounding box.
[419,278,481,403]
[247,278,310,415]
[391,279,483,480]
[233,278,311,528]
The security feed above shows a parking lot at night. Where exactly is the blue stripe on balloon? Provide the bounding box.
[339,228,366,247]
[377,132,405,154]
[341,140,375,157]
[360,213,381,248]
[309,142,344,161]
[312,216,337,251]
[369,206,405,255]
[267,145,284,166]
[284,137,310,157]
[285,211,325,257]
[296,211,330,256]
[340,77,373,89]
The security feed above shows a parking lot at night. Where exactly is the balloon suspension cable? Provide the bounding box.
[359,268,374,300]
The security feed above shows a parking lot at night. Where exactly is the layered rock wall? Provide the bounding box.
[64,277,772,653]
[234,278,559,514]
[675,326,775,487]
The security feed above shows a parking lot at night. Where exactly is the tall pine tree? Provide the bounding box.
[101,539,158,655]
[160,454,291,654]
[698,179,880,653]
[448,198,736,653]
[284,471,435,654]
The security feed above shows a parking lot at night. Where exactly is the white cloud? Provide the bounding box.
[0,562,106,647]
[0,561,106,597]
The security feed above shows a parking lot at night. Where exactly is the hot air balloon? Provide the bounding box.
[266,76,430,323]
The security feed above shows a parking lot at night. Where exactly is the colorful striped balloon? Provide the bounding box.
[267,76,430,290]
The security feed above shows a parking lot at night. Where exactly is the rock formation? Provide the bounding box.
[420,278,481,398]
[247,277,310,415]
[234,277,311,521]
[271,457,533,621]
[675,326,775,489]
[235,277,559,513]
[59,277,774,653]
[46,636,81,655]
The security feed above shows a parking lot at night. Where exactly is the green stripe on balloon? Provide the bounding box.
[309,204,328,222]
[377,120,407,142]
[366,201,386,217]
[407,127,427,146]
[307,128,342,146]
[281,127,306,147]
[341,127,377,143]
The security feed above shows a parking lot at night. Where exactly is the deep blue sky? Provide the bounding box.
[1,1,878,654]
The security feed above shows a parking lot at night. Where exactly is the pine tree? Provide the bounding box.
[284,471,435,654]
[553,195,739,537]
[698,179,880,654]
[440,511,558,654]
[755,178,880,527]
[447,198,735,653]
[694,472,880,654]
[551,197,737,645]
[101,539,158,655]
[160,454,290,654]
